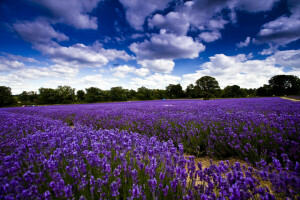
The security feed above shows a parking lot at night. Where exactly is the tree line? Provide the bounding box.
[0,75,299,107]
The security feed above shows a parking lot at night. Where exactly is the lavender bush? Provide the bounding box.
[1,97,299,199]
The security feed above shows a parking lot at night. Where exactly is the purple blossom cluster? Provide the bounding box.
[1,97,299,199]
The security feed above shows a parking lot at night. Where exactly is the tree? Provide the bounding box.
[196,76,220,100]
[77,90,85,101]
[19,91,29,103]
[57,86,75,104]
[0,86,14,107]
[223,85,246,98]
[85,87,104,103]
[268,75,300,96]
[166,84,184,99]
[110,87,127,101]
[27,91,38,104]
[137,87,152,100]
[39,88,59,104]
[256,84,272,97]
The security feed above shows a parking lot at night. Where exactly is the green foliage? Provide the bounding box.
[256,84,272,97]
[76,90,85,101]
[223,85,246,98]
[110,87,127,101]
[269,75,300,96]
[166,84,184,99]
[0,86,14,107]
[196,76,220,100]
[85,87,104,103]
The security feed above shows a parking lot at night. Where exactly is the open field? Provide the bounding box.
[0,97,299,199]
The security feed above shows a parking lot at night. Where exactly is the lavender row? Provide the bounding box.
[4,97,300,164]
[0,112,299,199]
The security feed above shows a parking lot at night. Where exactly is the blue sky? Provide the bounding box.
[0,0,300,94]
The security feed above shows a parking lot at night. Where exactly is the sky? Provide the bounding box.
[0,0,300,94]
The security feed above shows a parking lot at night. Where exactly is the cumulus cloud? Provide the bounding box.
[111,65,150,78]
[257,16,300,45]
[256,0,300,46]
[199,31,221,43]
[119,0,172,30]
[130,30,205,60]
[268,49,300,68]
[130,73,181,89]
[13,19,69,44]
[236,0,280,12]
[35,41,133,67]
[148,12,190,35]
[80,74,119,89]
[237,37,251,48]
[1,53,39,63]
[138,59,175,73]
[181,53,286,89]
[0,56,25,71]
[31,0,101,29]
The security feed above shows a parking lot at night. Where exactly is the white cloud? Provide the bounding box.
[148,12,190,35]
[13,19,69,44]
[1,53,39,63]
[111,65,150,78]
[31,0,101,29]
[0,56,25,71]
[199,31,221,43]
[257,16,300,45]
[130,73,181,89]
[237,37,251,48]
[268,49,300,68]
[138,59,175,73]
[236,0,280,12]
[79,74,119,89]
[130,30,205,60]
[181,53,286,89]
[35,41,133,68]
[119,0,172,30]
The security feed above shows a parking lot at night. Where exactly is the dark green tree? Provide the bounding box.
[19,91,29,103]
[256,84,272,97]
[110,87,127,101]
[38,88,59,104]
[0,86,14,107]
[196,76,220,100]
[166,84,184,99]
[268,75,300,96]
[76,90,85,101]
[85,87,104,103]
[223,85,246,98]
[137,87,152,100]
[56,86,75,104]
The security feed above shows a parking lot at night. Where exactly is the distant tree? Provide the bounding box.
[85,87,104,103]
[38,88,59,104]
[76,90,85,101]
[223,85,246,98]
[268,75,300,96]
[57,86,75,104]
[19,91,29,103]
[127,89,137,100]
[152,89,166,99]
[196,76,220,100]
[137,87,152,100]
[0,86,14,107]
[166,84,184,99]
[110,87,127,101]
[186,84,195,98]
[256,84,272,97]
[27,91,38,104]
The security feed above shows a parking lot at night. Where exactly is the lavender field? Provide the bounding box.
[1,97,299,199]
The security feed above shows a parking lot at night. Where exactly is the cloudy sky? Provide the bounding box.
[0,0,300,94]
